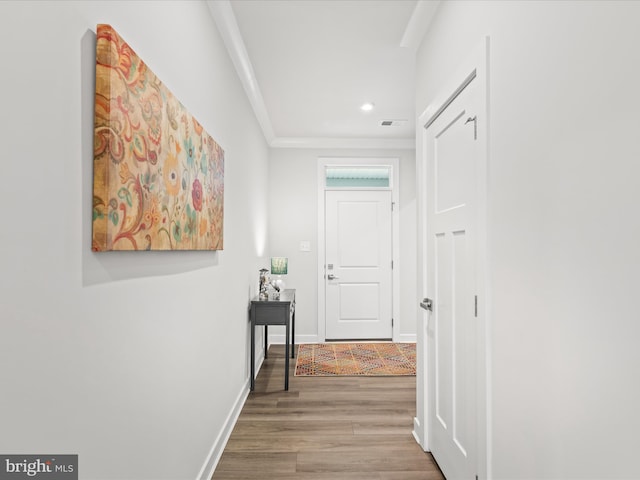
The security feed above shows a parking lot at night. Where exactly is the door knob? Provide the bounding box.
[420,298,433,311]
[327,274,340,280]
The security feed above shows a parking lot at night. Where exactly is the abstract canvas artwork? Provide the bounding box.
[92,24,224,251]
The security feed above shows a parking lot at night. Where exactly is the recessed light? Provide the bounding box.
[360,102,375,112]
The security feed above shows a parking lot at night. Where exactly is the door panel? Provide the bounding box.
[325,190,392,340]
[339,283,380,319]
[426,77,478,479]
[436,111,474,213]
[337,201,381,267]
[434,231,451,430]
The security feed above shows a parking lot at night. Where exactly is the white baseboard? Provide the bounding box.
[196,350,266,480]
[397,333,417,343]
[413,416,425,450]
[268,334,415,345]
[268,333,319,345]
[196,381,248,480]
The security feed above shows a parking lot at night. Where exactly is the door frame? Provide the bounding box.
[414,38,490,479]
[317,157,401,342]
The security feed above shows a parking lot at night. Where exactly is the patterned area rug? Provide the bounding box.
[294,342,416,376]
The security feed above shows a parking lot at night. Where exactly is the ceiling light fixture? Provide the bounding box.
[360,102,375,112]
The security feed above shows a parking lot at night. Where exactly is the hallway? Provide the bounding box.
[212,345,443,479]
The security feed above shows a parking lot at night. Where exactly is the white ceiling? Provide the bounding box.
[208,0,439,149]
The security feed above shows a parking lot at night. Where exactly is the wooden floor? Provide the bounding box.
[212,345,444,480]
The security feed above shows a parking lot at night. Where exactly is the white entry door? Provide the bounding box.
[325,190,393,340]
[424,75,479,479]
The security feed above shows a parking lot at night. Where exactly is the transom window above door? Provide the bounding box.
[325,166,391,188]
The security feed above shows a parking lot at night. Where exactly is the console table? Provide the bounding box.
[250,289,295,391]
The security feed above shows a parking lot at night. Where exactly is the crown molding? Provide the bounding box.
[400,0,441,51]
[208,0,417,151]
[206,0,275,143]
[270,137,415,150]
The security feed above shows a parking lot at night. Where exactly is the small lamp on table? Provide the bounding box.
[270,257,288,295]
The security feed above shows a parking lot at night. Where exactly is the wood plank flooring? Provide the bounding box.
[212,345,444,480]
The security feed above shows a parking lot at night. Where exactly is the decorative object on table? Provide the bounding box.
[270,257,288,293]
[259,268,270,301]
[295,342,416,377]
[92,24,224,251]
[269,281,280,300]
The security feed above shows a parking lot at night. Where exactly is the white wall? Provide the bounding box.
[268,148,417,343]
[0,1,269,479]
[417,1,640,478]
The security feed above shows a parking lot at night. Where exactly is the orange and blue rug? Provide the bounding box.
[294,342,416,376]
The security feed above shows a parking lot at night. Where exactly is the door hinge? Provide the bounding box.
[391,318,394,327]
[391,202,395,211]
[391,260,394,269]
[476,475,479,480]
[474,295,478,317]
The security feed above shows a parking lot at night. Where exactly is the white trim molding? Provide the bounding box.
[317,157,401,343]
[207,0,417,151]
[397,333,417,343]
[412,416,424,448]
[415,37,490,478]
[271,137,415,150]
[400,0,441,51]
[269,333,413,345]
[267,333,320,346]
[196,380,250,480]
[206,0,275,144]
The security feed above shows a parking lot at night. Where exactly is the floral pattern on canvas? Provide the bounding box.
[92,24,224,251]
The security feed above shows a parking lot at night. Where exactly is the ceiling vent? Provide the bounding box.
[380,119,408,127]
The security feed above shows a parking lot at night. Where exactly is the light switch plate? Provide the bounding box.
[300,241,311,252]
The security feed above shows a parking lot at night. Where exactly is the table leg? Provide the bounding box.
[250,315,255,392]
[264,325,268,359]
[285,320,290,391]
[291,307,295,358]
